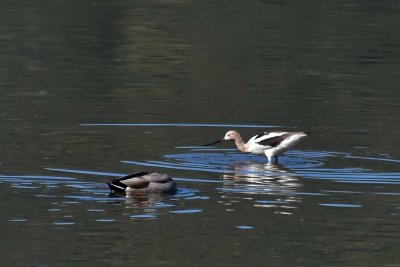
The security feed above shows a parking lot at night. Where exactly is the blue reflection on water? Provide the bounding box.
[53,221,75,225]
[235,225,254,230]
[1,169,205,224]
[9,218,28,222]
[319,203,362,208]
[121,149,400,186]
[170,209,202,214]
[130,214,157,219]
[2,135,400,225]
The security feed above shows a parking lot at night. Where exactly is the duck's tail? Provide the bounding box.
[107,172,149,193]
[107,180,127,193]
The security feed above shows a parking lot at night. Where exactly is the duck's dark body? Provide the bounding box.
[108,172,177,194]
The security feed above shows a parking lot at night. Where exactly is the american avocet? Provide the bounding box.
[107,172,177,194]
[204,130,309,163]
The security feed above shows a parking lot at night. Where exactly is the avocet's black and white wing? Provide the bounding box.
[253,132,294,147]
[204,129,309,162]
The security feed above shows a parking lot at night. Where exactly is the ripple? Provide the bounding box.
[44,168,123,177]
[130,214,157,219]
[48,209,61,212]
[122,151,323,175]
[80,123,281,128]
[321,190,362,194]
[172,188,201,198]
[118,148,400,214]
[373,192,400,196]
[121,150,400,187]
[4,141,399,225]
[170,209,202,214]
[235,225,254,229]
[298,170,400,184]
[255,200,289,204]
[35,194,60,198]
[344,155,400,163]
[0,175,76,181]
[184,196,210,200]
[8,218,28,222]
[11,184,40,189]
[174,177,221,183]
[319,203,362,208]
[53,221,75,225]
[95,219,115,222]
[3,169,197,222]
[154,203,176,208]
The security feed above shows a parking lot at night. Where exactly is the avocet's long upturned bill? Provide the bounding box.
[107,172,177,194]
[204,130,310,163]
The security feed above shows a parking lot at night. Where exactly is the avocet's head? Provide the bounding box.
[203,130,239,146]
[223,130,239,140]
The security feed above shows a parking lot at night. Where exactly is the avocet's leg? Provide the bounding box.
[274,156,279,163]
[265,151,274,164]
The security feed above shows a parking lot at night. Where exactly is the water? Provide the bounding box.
[1,0,400,266]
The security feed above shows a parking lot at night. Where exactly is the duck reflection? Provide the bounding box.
[220,162,303,211]
[108,191,172,208]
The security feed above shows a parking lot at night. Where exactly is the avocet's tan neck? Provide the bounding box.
[232,133,248,153]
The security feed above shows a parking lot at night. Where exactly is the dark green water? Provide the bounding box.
[1,1,400,266]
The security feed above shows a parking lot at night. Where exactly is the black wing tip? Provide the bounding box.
[304,131,311,135]
[107,179,128,192]
[109,171,150,192]
[255,133,265,139]
[114,171,149,182]
[107,182,125,193]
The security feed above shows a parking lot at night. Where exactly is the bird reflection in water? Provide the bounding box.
[220,162,303,213]
[108,191,173,208]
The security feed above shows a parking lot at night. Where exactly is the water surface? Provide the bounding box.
[1,0,400,266]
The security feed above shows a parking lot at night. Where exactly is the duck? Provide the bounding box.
[204,130,309,163]
[107,172,177,194]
